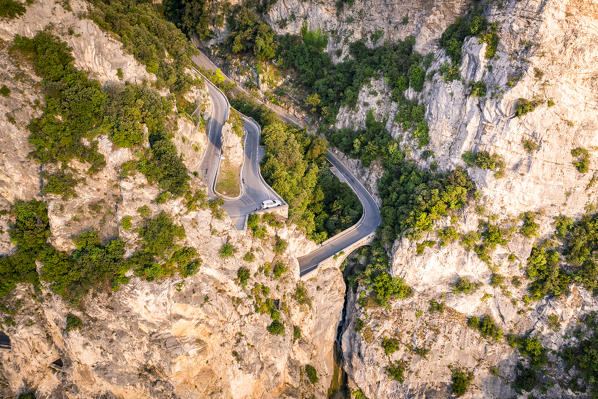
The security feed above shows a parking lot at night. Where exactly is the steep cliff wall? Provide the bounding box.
[0,1,345,398]
[329,0,598,397]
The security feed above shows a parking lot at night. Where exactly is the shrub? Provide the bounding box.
[508,335,547,367]
[293,325,301,340]
[121,216,132,231]
[515,98,540,117]
[0,85,10,97]
[571,147,590,173]
[293,282,311,305]
[429,299,445,313]
[267,320,284,335]
[41,170,79,199]
[520,212,539,238]
[560,312,598,396]
[0,0,26,19]
[469,81,487,97]
[243,252,255,262]
[408,64,425,92]
[467,315,503,340]
[273,236,288,254]
[381,337,400,356]
[138,212,185,259]
[385,361,407,382]
[305,364,319,384]
[237,267,250,286]
[450,368,474,396]
[438,226,459,246]
[219,243,235,258]
[65,313,83,331]
[272,261,288,279]
[513,364,538,393]
[453,277,478,294]
[522,139,538,153]
[490,273,504,287]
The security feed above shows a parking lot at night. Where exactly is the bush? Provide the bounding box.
[65,313,83,331]
[0,85,10,97]
[408,64,425,92]
[273,236,288,254]
[469,81,487,97]
[513,364,538,393]
[237,267,250,286]
[305,364,319,384]
[520,212,539,238]
[467,315,503,341]
[293,282,311,305]
[450,368,474,396]
[561,312,598,397]
[440,12,490,65]
[267,319,284,335]
[293,325,301,340]
[429,299,445,313]
[571,147,590,173]
[381,337,400,356]
[219,243,235,258]
[121,216,132,230]
[522,139,538,153]
[272,261,288,279]
[385,361,407,382]
[515,98,540,117]
[453,277,478,294]
[0,0,26,19]
[243,252,255,262]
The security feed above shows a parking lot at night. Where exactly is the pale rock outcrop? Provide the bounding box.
[0,2,345,399]
[333,0,598,398]
[267,0,472,55]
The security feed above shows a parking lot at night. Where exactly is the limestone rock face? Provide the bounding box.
[334,0,598,397]
[267,0,472,55]
[0,1,345,398]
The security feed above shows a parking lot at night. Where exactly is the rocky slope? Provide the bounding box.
[0,1,345,398]
[321,0,598,397]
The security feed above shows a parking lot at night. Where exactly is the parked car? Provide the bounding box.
[261,199,281,210]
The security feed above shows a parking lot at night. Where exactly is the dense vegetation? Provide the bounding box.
[14,32,190,198]
[561,312,598,397]
[439,10,498,64]
[231,97,361,242]
[0,0,26,19]
[226,5,278,61]
[450,368,474,397]
[90,0,198,94]
[277,28,427,127]
[0,200,199,304]
[351,242,412,306]
[14,32,107,174]
[526,212,598,299]
[164,0,228,41]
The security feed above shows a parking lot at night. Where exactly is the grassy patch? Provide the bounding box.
[215,159,241,197]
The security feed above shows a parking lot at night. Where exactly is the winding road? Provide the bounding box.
[194,54,381,276]
[198,77,284,229]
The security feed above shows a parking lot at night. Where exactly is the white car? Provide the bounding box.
[261,199,281,210]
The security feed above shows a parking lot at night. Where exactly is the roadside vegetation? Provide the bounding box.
[231,97,362,243]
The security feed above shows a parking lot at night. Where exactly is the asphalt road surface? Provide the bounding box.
[194,54,381,275]
[199,76,284,229]
[297,153,381,275]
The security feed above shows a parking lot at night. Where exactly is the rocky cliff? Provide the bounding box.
[323,0,598,397]
[0,1,345,398]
